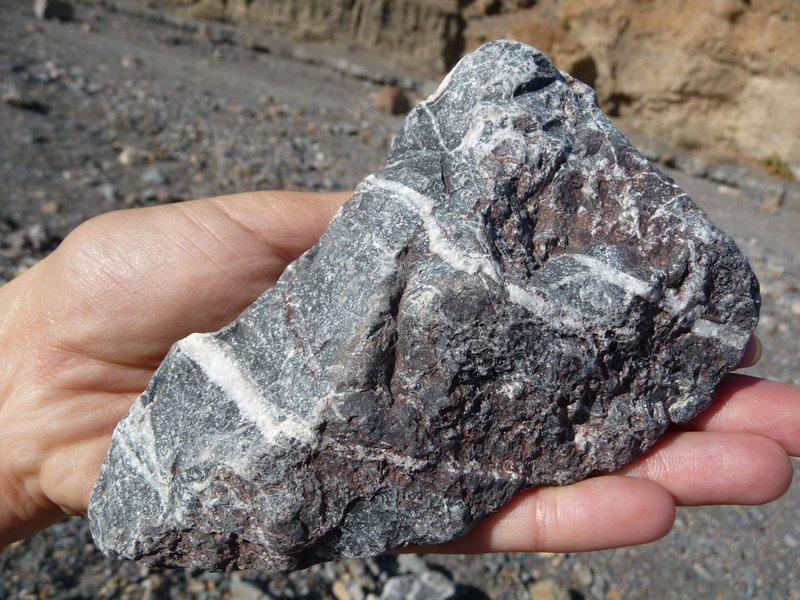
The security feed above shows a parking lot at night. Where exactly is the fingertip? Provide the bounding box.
[757,438,794,504]
[624,431,794,506]
[422,476,677,555]
[577,476,676,548]
[736,335,762,369]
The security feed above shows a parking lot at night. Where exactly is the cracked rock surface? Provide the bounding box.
[88,40,759,571]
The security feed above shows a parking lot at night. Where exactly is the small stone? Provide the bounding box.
[760,193,784,214]
[2,87,48,114]
[379,572,456,600]
[229,574,265,600]
[332,579,353,600]
[39,200,60,214]
[347,580,367,600]
[758,315,778,335]
[572,563,594,587]
[396,554,428,574]
[33,0,74,21]
[186,579,205,595]
[790,299,800,316]
[96,183,117,204]
[121,55,142,69]
[712,0,748,22]
[528,579,571,600]
[89,40,759,572]
[141,166,167,186]
[118,146,140,166]
[374,85,411,115]
[21,223,51,251]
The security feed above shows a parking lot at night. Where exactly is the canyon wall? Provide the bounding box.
[139,0,800,171]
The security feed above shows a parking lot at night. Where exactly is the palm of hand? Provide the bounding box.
[0,191,796,552]
[0,192,344,544]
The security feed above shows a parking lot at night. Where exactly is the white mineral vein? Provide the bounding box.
[569,253,662,302]
[365,175,502,283]
[178,333,314,444]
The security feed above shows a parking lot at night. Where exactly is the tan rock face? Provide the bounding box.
[141,0,799,171]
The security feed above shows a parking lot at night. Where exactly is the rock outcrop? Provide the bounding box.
[135,0,800,172]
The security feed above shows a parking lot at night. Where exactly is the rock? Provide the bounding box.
[33,0,74,21]
[571,563,593,587]
[528,579,571,600]
[5,223,54,253]
[96,183,117,204]
[117,146,141,166]
[2,86,48,114]
[39,200,60,214]
[141,166,167,186]
[180,0,225,21]
[396,554,428,574]
[88,41,759,571]
[332,579,353,600]
[229,574,266,600]
[374,85,411,115]
[379,572,457,600]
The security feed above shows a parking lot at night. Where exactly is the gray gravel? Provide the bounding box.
[1,1,798,598]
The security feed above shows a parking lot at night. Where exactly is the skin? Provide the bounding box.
[0,191,796,553]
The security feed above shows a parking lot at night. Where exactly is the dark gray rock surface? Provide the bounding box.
[88,40,759,571]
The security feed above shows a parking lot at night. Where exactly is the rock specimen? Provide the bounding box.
[89,40,759,571]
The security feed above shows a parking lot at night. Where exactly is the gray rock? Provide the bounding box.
[33,0,74,21]
[396,554,428,575]
[379,572,456,600]
[88,40,759,571]
[141,166,167,186]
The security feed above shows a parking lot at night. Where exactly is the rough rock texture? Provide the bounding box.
[88,40,759,571]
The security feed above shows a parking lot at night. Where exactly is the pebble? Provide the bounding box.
[97,182,117,204]
[396,554,428,574]
[2,86,49,114]
[692,562,713,582]
[379,571,456,600]
[229,574,265,600]
[121,55,143,69]
[572,562,594,587]
[332,579,353,600]
[118,146,141,166]
[758,314,778,335]
[373,84,411,115]
[141,166,167,186]
[40,200,60,214]
[528,578,571,600]
[33,0,74,21]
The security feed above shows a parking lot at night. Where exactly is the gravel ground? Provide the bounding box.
[1,1,798,599]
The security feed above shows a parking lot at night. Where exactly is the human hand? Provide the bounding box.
[0,191,796,552]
